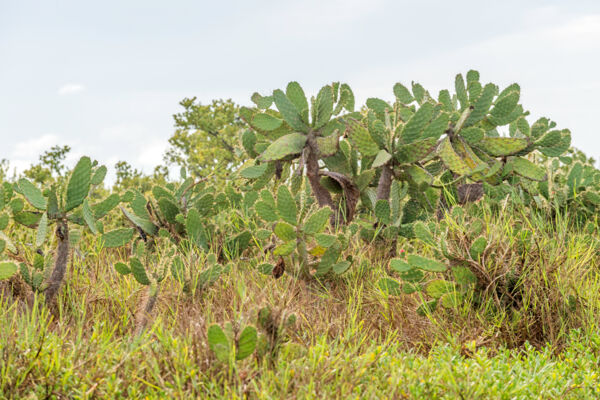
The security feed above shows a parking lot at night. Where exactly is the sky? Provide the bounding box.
[1,0,599,184]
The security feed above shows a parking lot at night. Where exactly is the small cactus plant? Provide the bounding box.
[207,322,258,363]
[253,182,353,279]
[8,157,118,303]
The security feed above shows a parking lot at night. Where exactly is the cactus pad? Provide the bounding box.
[260,132,307,162]
[476,137,530,157]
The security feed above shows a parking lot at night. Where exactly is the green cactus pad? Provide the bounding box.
[120,207,158,236]
[425,280,456,299]
[460,127,484,144]
[242,130,257,156]
[367,117,387,148]
[372,149,392,169]
[35,212,48,247]
[254,200,278,222]
[286,82,309,123]
[251,113,283,131]
[332,260,351,275]
[469,236,487,260]
[314,85,334,129]
[464,83,496,127]
[395,138,437,164]
[413,221,435,246]
[438,137,471,176]
[272,89,308,133]
[315,233,337,248]
[65,156,92,212]
[251,92,273,109]
[208,324,231,363]
[407,165,432,190]
[82,199,98,234]
[130,257,150,285]
[490,91,519,120]
[378,278,402,296]
[401,102,434,144]
[374,200,391,225]
[538,131,570,157]
[535,130,562,148]
[114,262,131,275]
[584,191,600,205]
[273,240,296,256]
[13,211,42,228]
[18,178,47,210]
[366,98,392,114]
[239,164,269,179]
[0,232,16,254]
[421,112,449,140]
[259,132,307,162]
[186,209,207,250]
[0,213,8,230]
[455,74,468,110]
[236,326,258,360]
[276,185,297,225]
[0,262,18,280]
[348,119,379,156]
[274,222,296,241]
[101,228,134,248]
[477,137,530,157]
[393,83,414,104]
[316,244,341,276]
[158,198,180,224]
[452,266,477,286]
[303,207,332,235]
[92,194,120,220]
[390,258,412,272]
[91,165,108,186]
[509,157,547,181]
[316,134,339,157]
[408,255,446,272]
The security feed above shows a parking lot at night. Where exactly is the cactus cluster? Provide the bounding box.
[0,70,587,340]
[238,72,571,255]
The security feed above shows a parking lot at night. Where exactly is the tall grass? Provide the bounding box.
[1,203,600,398]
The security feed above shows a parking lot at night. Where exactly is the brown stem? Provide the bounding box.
[305,135,334,209]
[45,219,69,304]
[135,284,159,335]
[376,164,393,200]
[207,130,235,154]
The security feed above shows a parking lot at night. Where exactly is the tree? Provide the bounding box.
[23,145,71,184]
[164,98,245,179]
[113,161,168,193]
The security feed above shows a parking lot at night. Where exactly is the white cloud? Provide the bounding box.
[58,83,85,95]
[135,138,169,170]
[12,134,60,160]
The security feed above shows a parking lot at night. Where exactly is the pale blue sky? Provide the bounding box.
[1,1,599,182]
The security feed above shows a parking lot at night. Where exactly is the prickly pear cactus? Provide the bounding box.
[240,81,360,224]
[253,182,354,279]
[7,157,118,301]
[346,71,570,234]
[207,322,258,363]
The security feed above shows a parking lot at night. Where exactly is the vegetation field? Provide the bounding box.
[1,70,600,399]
